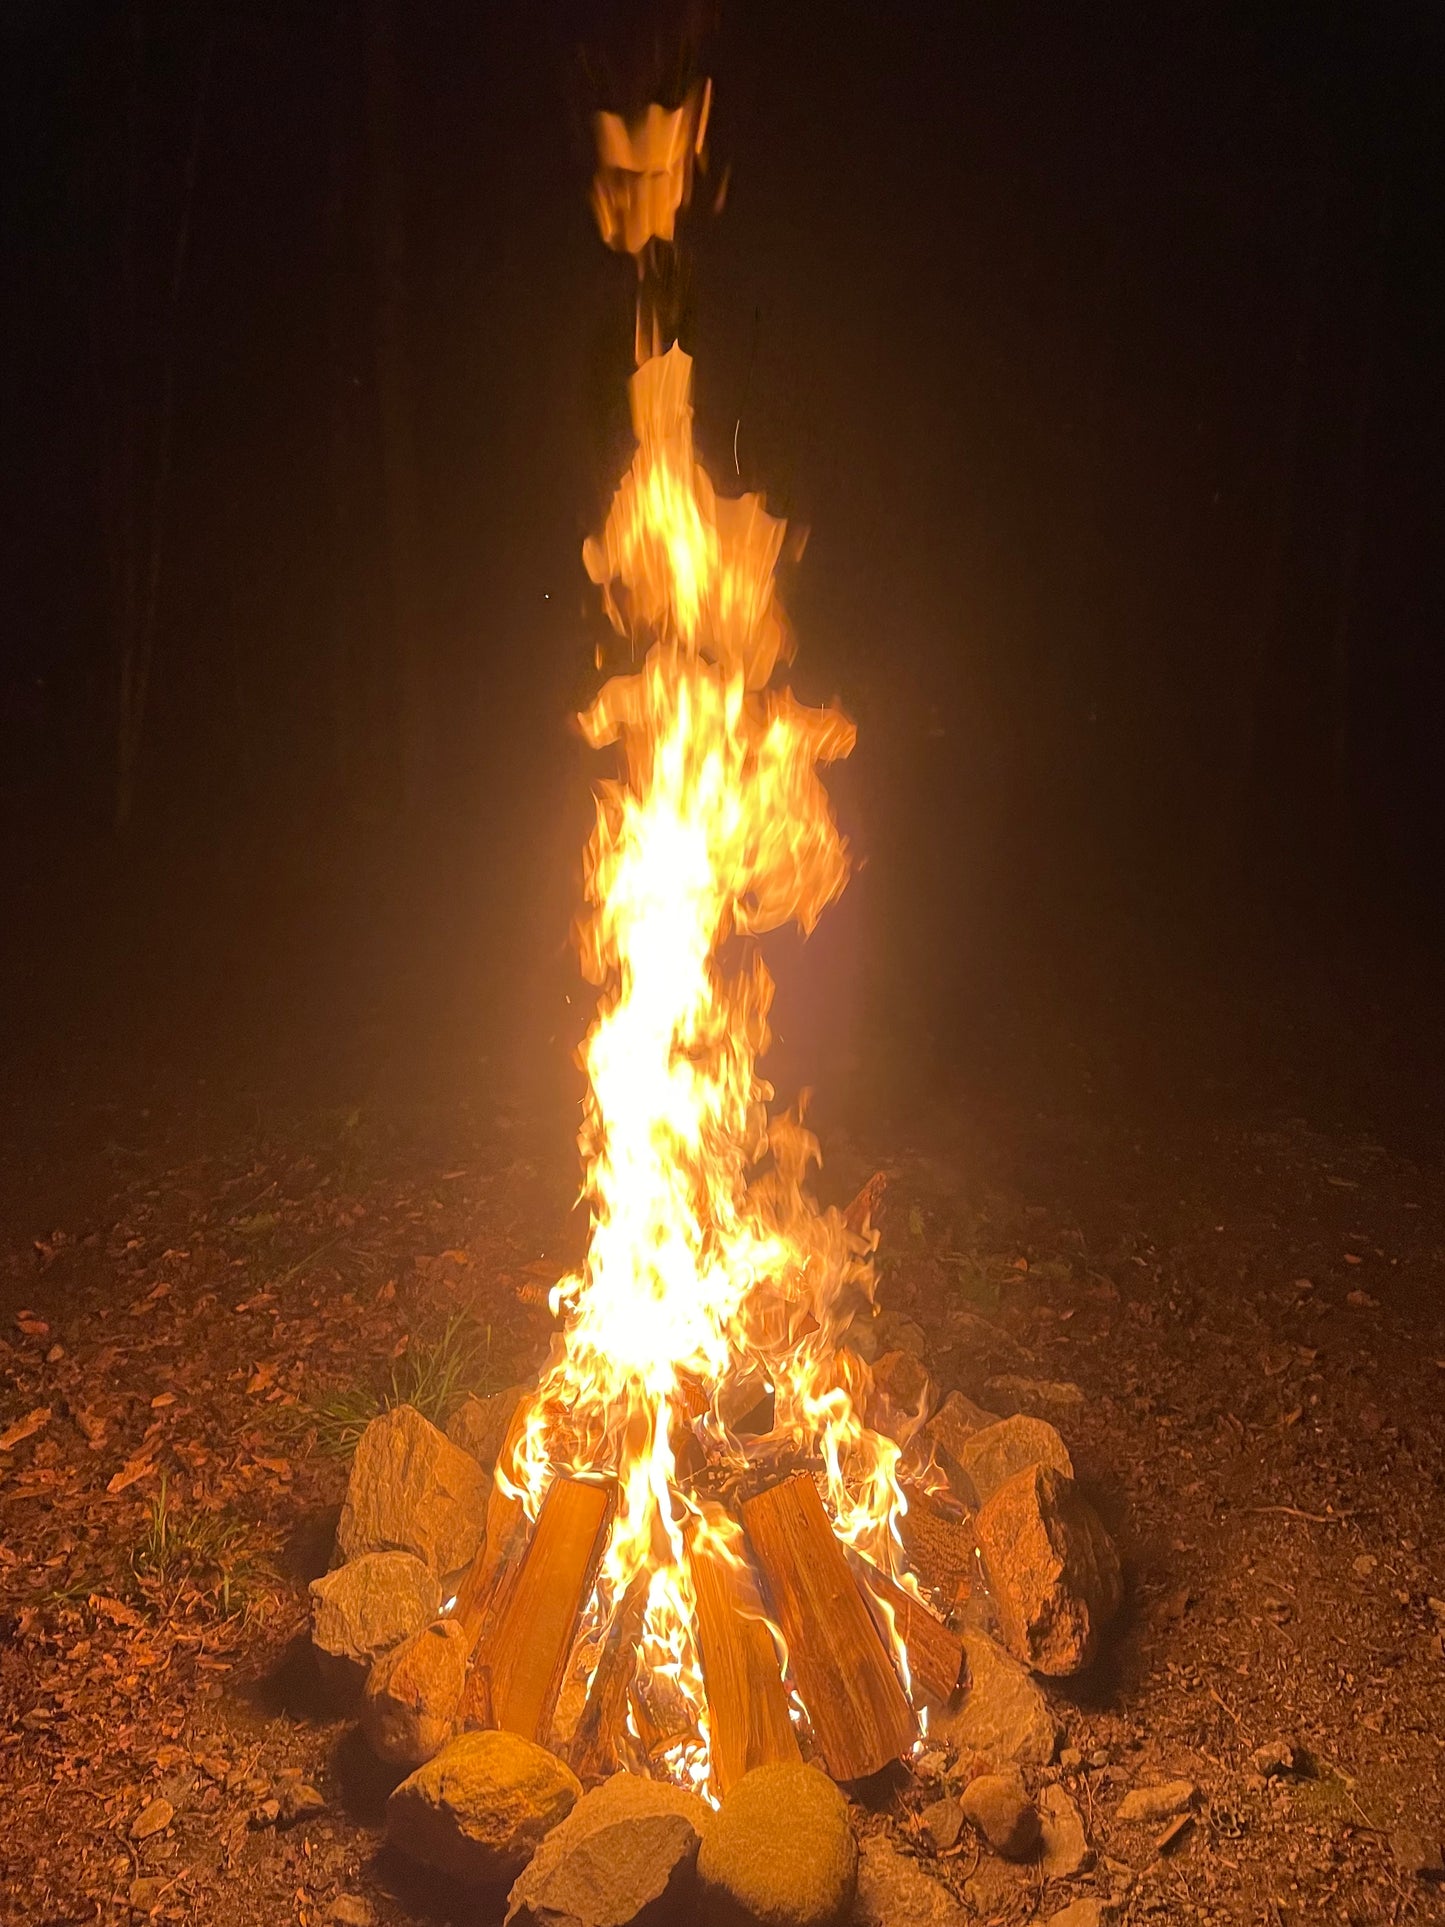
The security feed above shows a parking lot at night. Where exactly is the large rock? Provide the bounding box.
[506,1774,712,1925]
[506,1814,699,1926]
[959,1774,1040,1861]
[974,1467,1122,1675]
[310,1551,439,1700]
[361,1617,469,1767]
[337,1403,491,1577]
[698,1763,857,1927]
[447,1384,531,1473]
[912,1392,999,1498]
[867,1351,935,1444]
[1038,1784,1090,1878]
[958,1416,1073,1506]
[852,1838,967,1927]
[931,1630,1058,1767]
[386,1729,580,1887]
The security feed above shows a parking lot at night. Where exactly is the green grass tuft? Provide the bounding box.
[292,1310,505,1458]
[132,1477,273,1617]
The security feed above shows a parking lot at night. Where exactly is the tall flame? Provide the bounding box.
[505,86,911,1791]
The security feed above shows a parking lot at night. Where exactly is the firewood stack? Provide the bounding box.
[444,1392,963,1792]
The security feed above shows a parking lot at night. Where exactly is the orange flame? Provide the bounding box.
[510,87,913,1792]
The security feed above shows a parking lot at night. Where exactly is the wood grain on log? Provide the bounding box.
[476,1475,615,1746]
[686,1517,800,1796]
[848,1551,964,1709]
[742,1474,917,1780]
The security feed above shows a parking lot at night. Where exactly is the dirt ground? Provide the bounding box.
[2,1028,1443,1927]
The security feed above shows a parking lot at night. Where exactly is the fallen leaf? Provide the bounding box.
[92,1594,146,1629]
[0,1407,51,1451]
[107,1454,158,1495]
[73,1406,108,1449]
[130,1796,174,1841]
[150,1394,176,1410]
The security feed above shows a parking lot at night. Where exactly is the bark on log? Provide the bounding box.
[742,1474,917,1780]
[897,1485,977,1615]
[569,1570,649,1782]
[848,1553,964,1710]
[686,1519,800,1796]
[476,1475,615,1745]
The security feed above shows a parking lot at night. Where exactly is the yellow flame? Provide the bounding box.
[511,94,914,1789]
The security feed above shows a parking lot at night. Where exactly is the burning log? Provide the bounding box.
[686,1517,800,1796]
[897,1485,977,1615]
[847,1553,964,1711]
[568,1569,650,1782]
[742,1474,916,1780]
[473,1475,616,1746]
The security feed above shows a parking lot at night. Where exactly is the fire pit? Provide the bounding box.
[307,75,1123,1926]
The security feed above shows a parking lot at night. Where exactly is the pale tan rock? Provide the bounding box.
[506,1810,701,1926]
[958,1415,1073,1505]
[959,1773,1040,1861]
[361,1617,469,1767]
[852,1836,967,1926]
[912,1391,999,1497]
[446,1383,531,1472]
[310,1550,439,1700]
[1115,1780,1195,1823]
[1038,1783,1091,1878]
[975,1467,1122,1675]
[930,1630,1058,1766]
[506,1770,714,1924]
[337,1403,491,1577]
[386,1729,580,1887]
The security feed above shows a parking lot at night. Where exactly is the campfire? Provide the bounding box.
[465,76,936,1798]
[308,73,1123,1922]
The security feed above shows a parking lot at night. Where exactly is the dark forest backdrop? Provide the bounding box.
[4,0,1445,1139]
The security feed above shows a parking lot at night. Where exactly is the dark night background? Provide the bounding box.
[4,0,1445,1236]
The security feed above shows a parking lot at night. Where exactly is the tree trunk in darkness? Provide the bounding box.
[1328,179,1390,879]
[1220,173,1326,890]
[361,0,428,815]
[324,0,359,804]
[111,9,215,838]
